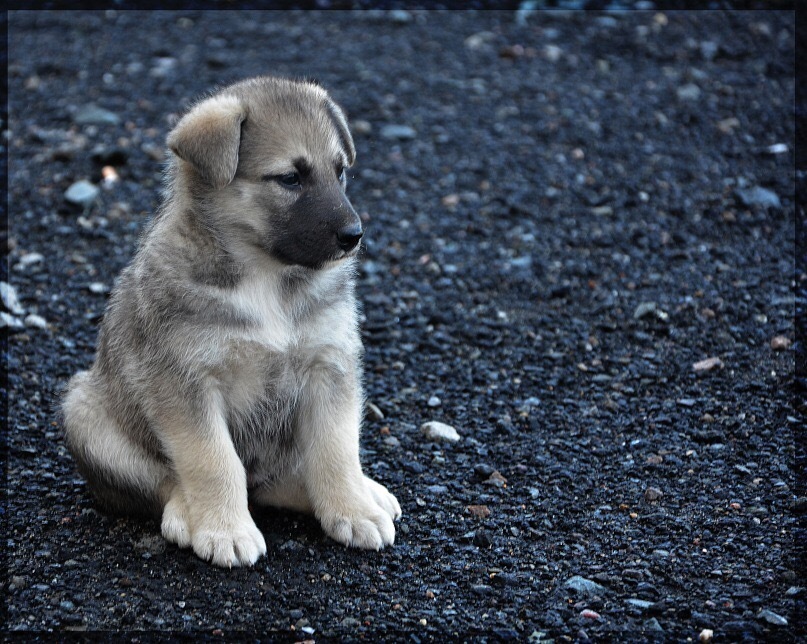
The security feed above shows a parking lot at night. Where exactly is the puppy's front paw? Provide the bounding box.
[191,515,267,568]
[364,475,402,521]
[318,478,399,550]
[161,491,192,548]
[321,504,395,550]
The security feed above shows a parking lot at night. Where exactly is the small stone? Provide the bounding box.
[644,617,664,632]
[473,529,493,548]
[65,180,100,207]
[736,186,781,209]
[150,57,177,77]
[1,281,25,315]
[500,44,526,59]
[677,83,701,101]
[544,44,562,62]
[380,124,416,140]
[700,40,719,61]
[757,609,787,626]
[699,629,714,643]
[1,312,24,329]
[644,487,664,502]
[626,598,654,610]
[420,421,460,443]
[693,357,724,372]
[474,463,495,479]
[88,282,109,295]
[464,31,496,51]
[383,436,400,448]
[351,120,372,136]
[633,302,658,320]
[427,395,441,407]
[580,609,600,620]
[60,600,76,611]
[365,401,385,421]
[24,314,48,329]
[770,335,791,350]
[622,569,643,581]
[716,117,740,134]
[74,104,121,126]
[339,617,361,628]
[388,9,412,23]
[509,255,533,269]
[9,576,27,591]
[17,252,44,268]
[467,505,491,518]
[485,471,507,488]
[564,576,608,596]
[765,143,788,154]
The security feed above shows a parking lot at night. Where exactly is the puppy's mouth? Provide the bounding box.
[329,244,362,263]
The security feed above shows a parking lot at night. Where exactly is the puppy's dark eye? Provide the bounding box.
[278,172,301,188]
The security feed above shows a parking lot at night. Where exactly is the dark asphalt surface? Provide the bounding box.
[4,8,801,641]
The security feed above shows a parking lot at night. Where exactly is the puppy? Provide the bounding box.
[62,77,401,567]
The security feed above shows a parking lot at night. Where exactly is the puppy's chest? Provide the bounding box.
[217,344,302,482]
[216,273,355,418]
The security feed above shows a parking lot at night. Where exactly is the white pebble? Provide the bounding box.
[24,314,49,329]
[365,401,384,421]
[88,282,108,295]
[17,252,44,267]
[65,180,100,207]
[427,395,441,407]
[758,609,787,626]
[544,44,562,63]
[1,281,25,315]
[420,421,460,443]
[1,312,24,329]
[693,356,724,372]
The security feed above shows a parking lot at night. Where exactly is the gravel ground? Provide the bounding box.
[4,9,800,641]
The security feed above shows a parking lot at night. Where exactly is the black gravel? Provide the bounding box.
[4,9,801,641]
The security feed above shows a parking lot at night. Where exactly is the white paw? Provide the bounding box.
[161,493,192,548]
[365,476,402,521]
[191,515,267,568]
[318,478,399,550]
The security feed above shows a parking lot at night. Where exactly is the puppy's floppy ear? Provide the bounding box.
[324,98,356,167]
[167,94,246,189]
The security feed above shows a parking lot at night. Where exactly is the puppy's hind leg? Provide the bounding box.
[62,370,173,518]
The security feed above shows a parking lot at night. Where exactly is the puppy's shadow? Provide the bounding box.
[251,506,325,551]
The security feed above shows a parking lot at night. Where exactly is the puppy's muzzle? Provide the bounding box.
[337,223,363,252]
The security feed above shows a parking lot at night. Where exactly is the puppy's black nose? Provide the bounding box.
[337,223,363,252]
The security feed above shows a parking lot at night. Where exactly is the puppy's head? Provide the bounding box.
[167,77,362,270]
